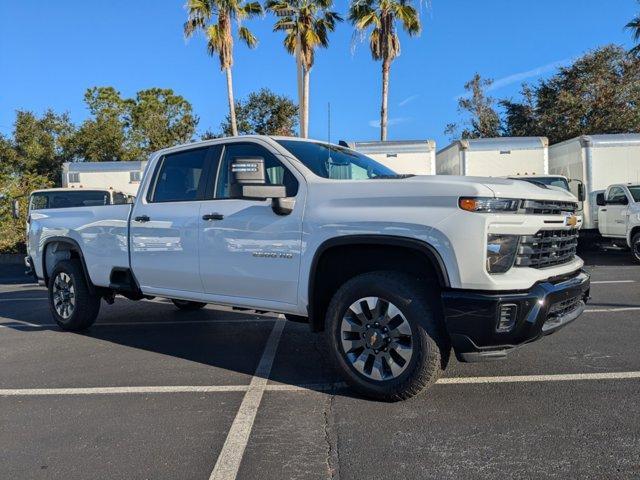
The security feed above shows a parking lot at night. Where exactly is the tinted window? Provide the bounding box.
[215,143,299,198]
[276,140,397,180]
[30,191,111,210]
[607,187,626,203]
[151,148,208,202]
[628,186,640,202]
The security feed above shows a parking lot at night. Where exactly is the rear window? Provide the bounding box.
[30,191,111,210]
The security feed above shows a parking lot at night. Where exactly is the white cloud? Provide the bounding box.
[368,117,411,128]
[398,94,419,107]
[454,56,575,100]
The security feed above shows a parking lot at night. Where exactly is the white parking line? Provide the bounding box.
[0,383,345,397]
[0,318,277,329]
[209,319,286,480]
[585,307,640,313]
[1,372,638,398]
[439,371,640,384]
[0,297,47,302]
[591,280,636,284]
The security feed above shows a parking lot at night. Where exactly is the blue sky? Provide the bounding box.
[0,0,637,149]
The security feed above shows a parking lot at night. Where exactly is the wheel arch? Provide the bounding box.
[307,235,450,332]
[42,237,96,294]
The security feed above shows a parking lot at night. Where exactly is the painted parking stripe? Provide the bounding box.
[0,318,277,329]
[438,371,640,384]
[591,280,636,284]
[0,372,638,398]
[585,307,640,313]
[209,319,286,480]
[0,297,47,302]
[0,383,344,397]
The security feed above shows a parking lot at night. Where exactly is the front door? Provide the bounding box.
[603,186,629,237]
[130,146,214,294]
[198,141,304,306]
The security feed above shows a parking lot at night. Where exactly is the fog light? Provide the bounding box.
[496,303,518,332]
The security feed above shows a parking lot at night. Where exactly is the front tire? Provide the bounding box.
[48,259,100,331]
[171,299,207,310]
[325,271,449,402]
[631,233,640,263]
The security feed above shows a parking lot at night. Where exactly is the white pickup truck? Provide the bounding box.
[26,136,590,401]
[596,183,640,262]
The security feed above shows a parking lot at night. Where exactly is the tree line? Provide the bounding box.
[445,45,640,144]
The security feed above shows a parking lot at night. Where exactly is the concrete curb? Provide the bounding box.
[0,254,25,265]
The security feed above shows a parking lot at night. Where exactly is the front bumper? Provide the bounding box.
[441,270,590,362]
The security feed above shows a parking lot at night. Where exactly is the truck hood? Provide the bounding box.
[404,175,578,202]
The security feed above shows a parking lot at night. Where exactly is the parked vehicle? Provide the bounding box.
[340,140,436,175]
[506,174,585,201]
[26,136,590,401]
[62,161,147,197]
[548,134,640,238]
[596,184,640,262]
[436,137,549,177]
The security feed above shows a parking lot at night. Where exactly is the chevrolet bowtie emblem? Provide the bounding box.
[565,215,578,227]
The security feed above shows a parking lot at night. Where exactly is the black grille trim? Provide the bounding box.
[515,228,579,269]
[520,200,577,215]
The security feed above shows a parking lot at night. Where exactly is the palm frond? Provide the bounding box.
[393,3,421,35]
[238,26,258,48]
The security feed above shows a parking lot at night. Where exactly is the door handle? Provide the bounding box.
[134,215,150,223]
[600,209,607,212]
[202,213,224,221]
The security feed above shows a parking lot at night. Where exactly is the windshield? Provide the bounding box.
[628,186,640,202]
[520,176,570,191]
[276,140,400,180]
[29,190,111,211]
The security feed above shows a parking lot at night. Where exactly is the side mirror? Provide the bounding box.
[577,182,586,202]
[596,193,605,206]
[11,199,20,219]
[230,157,287,200]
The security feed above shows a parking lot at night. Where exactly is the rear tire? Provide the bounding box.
[171,299,207,310]
[325,271,449,402]
[48,259,100,331]
[631,233,640,263]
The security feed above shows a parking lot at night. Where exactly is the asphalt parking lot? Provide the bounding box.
[1,252,640,479]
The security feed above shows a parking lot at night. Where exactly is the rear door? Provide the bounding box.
[130,146,215,294]
[197,141,304,306]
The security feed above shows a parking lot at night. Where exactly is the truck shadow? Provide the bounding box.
[0,287,351,397]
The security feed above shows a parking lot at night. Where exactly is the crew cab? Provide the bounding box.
[596,183,640,262]
[26,136,590,401]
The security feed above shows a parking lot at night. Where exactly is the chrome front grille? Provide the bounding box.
[515,229,579,269]
[520,200,577,215]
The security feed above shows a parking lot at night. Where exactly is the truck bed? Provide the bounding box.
[30,205,132,287]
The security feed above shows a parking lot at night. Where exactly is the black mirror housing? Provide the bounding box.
[241,184,286,200]
[596,192,605,206]
[231,157,266,185]
[577,183,586,202]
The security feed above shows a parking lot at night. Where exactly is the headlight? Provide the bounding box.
[459,197,519,213]
[486,234,520,273]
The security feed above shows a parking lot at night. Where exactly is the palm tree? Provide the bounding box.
[626,5,640,57]
[184,0,262,136]
[266,0,341,138]
[349,0,421,141]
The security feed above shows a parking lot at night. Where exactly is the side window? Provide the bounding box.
[607,187,626,203]
[150,147,209,203]
[215,143,299,199]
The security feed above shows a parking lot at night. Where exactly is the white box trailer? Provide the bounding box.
[340,140,436,175]
[549,134,640,231]
[436,137,549,177]
[62,161,148,197]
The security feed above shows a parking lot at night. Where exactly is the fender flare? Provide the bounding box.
[42,236,96,294]
[307,234,451,331]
